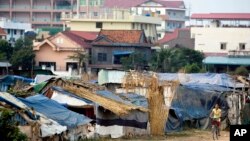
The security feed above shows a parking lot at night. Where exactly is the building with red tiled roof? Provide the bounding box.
[90,30,152,71]
[0,27,7,40]
[158,28,194,49]
[34,30,97,73]
[191,13,250,20]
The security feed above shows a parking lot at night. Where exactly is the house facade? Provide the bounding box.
[33,30,97,75]
[0,18,32,45]
[158,28,194,49]
[89,30,152,71]
[0,27,7,40]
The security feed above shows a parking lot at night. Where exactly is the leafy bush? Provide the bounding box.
[0,108,27,141]
[235,66,249,76]
[184,63,201,73]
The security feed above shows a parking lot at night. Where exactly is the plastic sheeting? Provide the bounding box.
[98,70,126,85]
[166,84,230,132]
[19,95,92,129]
[0,92,67,137]
[95,91,148,129]
[0,75,33,91]
[50,86,93,107]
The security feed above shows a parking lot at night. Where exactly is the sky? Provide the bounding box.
[182,0,250,14]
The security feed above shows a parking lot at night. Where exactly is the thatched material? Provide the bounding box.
[122,71,179,136]
[63,84,148,116]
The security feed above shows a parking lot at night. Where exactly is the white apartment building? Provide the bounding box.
[190,13,250,57]
[131,0,186,39]
[0,17,33,45]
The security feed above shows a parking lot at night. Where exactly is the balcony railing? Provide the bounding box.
[13,5,30,9]
[32,18,51,22]
[0,5,10,9]
[33,5,51,10]
[54,5,72,10]
[228,50,250,57]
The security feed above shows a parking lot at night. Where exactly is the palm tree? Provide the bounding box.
[67,51,89,75]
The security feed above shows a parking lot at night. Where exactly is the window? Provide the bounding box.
[157,34,161,38]
[20,30,24,35]
[156,11,161,14]
[7,29,10,34]
[220,43,227,50]
[39,62,56,70]
[239,43,246,50]
[173,12,176,16]
[145,24,148,30]
[14,30,17,35]
[56,38,63,44]
[96,22,103,28]
[93,12,98,16]
[98,53,107,62]
[66,62,77,71]
[132,23,135,29]
[168,12,171,15]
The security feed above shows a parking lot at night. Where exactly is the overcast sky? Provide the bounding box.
[183,0,250,14]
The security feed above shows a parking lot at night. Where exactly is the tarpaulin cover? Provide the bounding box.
[50,86,93,106]
[95,91,148,129]
[0,92,67,137]
[0,75,33,91]
[19,94,92,128]
[166,84,230,132]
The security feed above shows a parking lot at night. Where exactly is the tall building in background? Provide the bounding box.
[0,0,104,28]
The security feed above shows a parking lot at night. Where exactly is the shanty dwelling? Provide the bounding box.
[0,92,67,141]
[18,94,92,141]
[98,69,249,132]
[0,75,33,92]
[33,30,98,77]
[41,84,149,138]
[90,29,152,73]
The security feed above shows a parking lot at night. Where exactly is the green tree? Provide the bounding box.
[184,63,201,73]
[67,51,89,74]
[10,37,35,69]
[0,108,27,141]
[235,66,249,76]
[0,39,13,60]
[150,48,204,72]
[121,52,147,70]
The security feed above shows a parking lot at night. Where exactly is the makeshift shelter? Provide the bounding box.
[0,92,67,140]
[0,75,33,92]
[19,94,92,140]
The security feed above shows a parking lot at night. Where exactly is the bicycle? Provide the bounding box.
[211,117,220,140]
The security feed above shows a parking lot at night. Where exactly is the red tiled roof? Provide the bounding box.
[97,30,144,44]
[191,13,250,20]
[0,27,6,36]
[158,28,189,44]
[69,31,98,41]
[104,0,185,9]
[62,31,93,48]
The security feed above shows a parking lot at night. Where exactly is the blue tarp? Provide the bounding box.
[19,95,92,128]
[166,84,229,132]
[0,75,33,91]
[158,73,244,88]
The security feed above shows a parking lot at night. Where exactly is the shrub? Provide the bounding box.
[235,66,249,76]
[184,63,201,73]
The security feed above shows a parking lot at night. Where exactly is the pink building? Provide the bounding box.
[34,30,97,72]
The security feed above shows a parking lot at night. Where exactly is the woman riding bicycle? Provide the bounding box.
[210,104,222,136]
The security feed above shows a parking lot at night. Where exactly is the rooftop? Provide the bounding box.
[158,28,189,44]
[191,13,250,20]
[203,56,250,65]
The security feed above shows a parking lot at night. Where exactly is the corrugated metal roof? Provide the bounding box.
[203,56,250,65]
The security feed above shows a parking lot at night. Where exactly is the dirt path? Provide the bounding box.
[115,129,230,141]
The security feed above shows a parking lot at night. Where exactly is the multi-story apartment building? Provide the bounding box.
[104,0,186,39]
[0,17,32,45]
[61,8,161,42]
[0,0,104,28]
[190,13,250,72]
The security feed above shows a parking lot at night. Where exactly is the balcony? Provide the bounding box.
[54,5,72,10]
[0,4,10,10]
[228,50,250,57]
[33,5,51,10]
[13,5,30,10]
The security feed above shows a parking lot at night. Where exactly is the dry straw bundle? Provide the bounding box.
[63,84,148,116]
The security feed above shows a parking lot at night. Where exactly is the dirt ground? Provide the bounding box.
[113,129,230,141]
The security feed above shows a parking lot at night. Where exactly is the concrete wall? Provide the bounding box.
[191,27,250,54]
